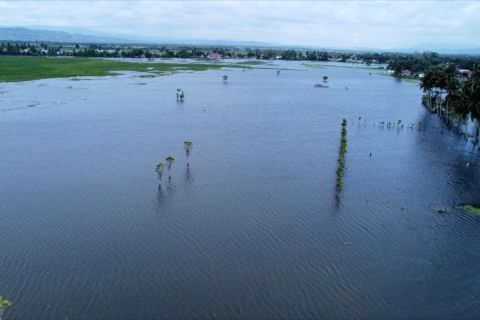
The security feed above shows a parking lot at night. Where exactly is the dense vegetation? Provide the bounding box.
[387,52,480,74]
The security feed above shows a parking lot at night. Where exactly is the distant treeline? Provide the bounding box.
[388,52,480,74]
[1,41,479,73]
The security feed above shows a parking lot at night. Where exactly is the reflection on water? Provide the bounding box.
[1,61,480,319]
[185,166,194,183]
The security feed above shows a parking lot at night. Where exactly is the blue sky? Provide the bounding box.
[0,1,479,49]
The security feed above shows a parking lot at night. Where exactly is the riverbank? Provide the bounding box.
[0,56,252,82]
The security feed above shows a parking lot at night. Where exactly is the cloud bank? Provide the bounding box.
[0,1,479,49]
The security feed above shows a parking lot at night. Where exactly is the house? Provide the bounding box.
[209,52,222,60]
[458,69,473,78]
[401,69,412,77]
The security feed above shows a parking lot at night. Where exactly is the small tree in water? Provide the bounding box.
[155,162,165,190]
[166,156,175,180]
[156,162,165,180]
[222,75,228,82]
[176,89,185,101]
[0,296,12,320]
[184,141,193,166]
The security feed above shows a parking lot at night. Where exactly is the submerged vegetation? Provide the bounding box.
[0,296,12,320]
[462,205,480,215]
[335,119,348,192]
[165,156,175,181]
[184,141,193,166]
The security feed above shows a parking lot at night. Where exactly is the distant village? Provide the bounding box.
[0,41,478,79]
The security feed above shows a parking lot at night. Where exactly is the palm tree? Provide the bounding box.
[0,296,12,320]
[421,64,461,126]
[447,68,480,143]
[165,156,175,180]
[183,141,193,166]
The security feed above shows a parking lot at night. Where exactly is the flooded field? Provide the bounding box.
[1,61,480,318]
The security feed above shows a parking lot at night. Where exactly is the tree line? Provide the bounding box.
[0,42,480,66]
[1,41,479,73]
[388,51,480,74]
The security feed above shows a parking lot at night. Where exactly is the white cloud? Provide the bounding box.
[0,0,479,48]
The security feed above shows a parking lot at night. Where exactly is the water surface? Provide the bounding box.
[1,61,480,319]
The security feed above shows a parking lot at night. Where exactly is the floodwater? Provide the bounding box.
[1,61,480,319]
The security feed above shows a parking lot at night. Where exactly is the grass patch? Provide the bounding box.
[0,56,252,82]
[378,73,420,83]
[236,60,267,65]
[313,63,386,71]
[302,63,325,69]
[462,205,480,215]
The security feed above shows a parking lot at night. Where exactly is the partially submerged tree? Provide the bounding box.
[176,89,185,101]
[421,64,480,144]
[156,162,165,190]
[184,141,193,166]
[0,296,12,320]
[165,156,175,180]
[155,162,165,181]
[222,75,228,82]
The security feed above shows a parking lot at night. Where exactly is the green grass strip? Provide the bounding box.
[0,56,252,82]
